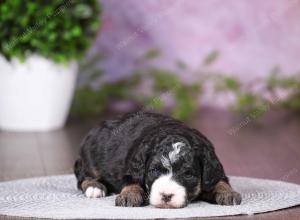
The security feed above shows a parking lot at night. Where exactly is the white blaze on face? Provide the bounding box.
[161,142,186,171]
[149,173,186,208]
[149,142,187,208]
[169,142,185,164]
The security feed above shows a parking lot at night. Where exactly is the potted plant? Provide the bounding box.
[0,0,101,131]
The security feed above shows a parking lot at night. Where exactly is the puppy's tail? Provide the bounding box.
[74,158,84,190]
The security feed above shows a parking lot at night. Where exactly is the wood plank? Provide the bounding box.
[0,132,45,181]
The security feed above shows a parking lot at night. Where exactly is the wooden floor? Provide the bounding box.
[0,107,300,220]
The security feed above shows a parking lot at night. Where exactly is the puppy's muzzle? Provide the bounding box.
[149,174,187,208]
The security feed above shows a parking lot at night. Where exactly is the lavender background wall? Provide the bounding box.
[85,0,300,105]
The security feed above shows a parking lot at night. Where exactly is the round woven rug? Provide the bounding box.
[0,175,300,219]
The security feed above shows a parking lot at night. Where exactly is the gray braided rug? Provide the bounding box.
[0,175,300,219]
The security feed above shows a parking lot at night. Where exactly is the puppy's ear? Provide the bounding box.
[199,145,228,192]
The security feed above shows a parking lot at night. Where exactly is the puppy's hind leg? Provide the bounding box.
[81,177,108,198]
[74,158,107,198]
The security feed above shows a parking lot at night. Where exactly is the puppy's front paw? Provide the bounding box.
[216,191,242,205]
[115,191,144,207]
[85,186,106,198]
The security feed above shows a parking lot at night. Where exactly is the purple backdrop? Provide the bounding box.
[85,0,300,106]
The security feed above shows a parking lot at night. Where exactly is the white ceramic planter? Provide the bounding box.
[0,55,78,132]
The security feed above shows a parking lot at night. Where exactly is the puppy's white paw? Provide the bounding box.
[85,186,106,198]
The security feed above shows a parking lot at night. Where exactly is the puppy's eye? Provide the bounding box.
[149,168,160,176]
[184,171,194,179]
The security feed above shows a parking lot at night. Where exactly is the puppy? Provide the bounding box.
[74,111,241,208]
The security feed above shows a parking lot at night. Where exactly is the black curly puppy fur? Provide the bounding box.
[74,111,241,208]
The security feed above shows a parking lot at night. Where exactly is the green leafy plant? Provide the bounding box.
[73,47,300,121]
[0,0,101,63]
[211,74,265,114]
[265,70,300,112]
[150,68,201,120]
[211,68,300,116]
[72,49,202,121]
[203,49,219,66]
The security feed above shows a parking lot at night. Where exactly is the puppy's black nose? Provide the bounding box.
[161,193,174,203]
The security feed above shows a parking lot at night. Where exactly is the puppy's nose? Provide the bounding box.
[161,193,174,203]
